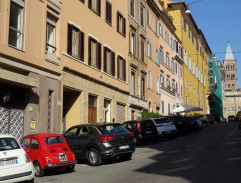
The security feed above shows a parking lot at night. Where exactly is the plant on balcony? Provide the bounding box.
[167,85,171,90]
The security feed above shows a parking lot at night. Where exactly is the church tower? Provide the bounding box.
[223,41,237,89]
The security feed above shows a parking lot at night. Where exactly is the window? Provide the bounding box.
[67,24,84,60]
[104,99,111,122]
[183,19,186,32]
[146,8,150,26]
[166,52,169,66]
[104,47,115,76]
[171,59,175,71]
[141,77,145,99]
[165,31,169,44]
[117,11,126,36]
[159,23,163,36]
[88,0,101,15]
[155,19,158,34]
[130,32,136,55]
[189,55,191,70]
[157,78,160,94]
[160,47,164,62]
[160,74,164,86]
[172,82,175,92]
[131,72,135,95]
[156,49,160,65]
[117,55,126,81]
[130,0,134,17]
[46,13,57,54]
[106,0,112,24]
[140,5,144,27]
[147,40,152,58]
[184,49,187,65]
[31,139,39,150]
[162,100,164,113]
[166,77,170,88]
[148,71,151,89]
[9,0,24,49]
[141,39,145,62]
[193,61,195,74]
[88,36,101,69]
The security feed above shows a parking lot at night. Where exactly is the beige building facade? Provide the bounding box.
[61,0,129,130]
[0,0,62,141]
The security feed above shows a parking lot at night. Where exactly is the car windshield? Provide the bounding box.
[154,118,171,124]
[45,136,65,145]
[0,137,21,151]
[99,124,129,134]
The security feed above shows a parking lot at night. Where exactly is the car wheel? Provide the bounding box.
[65,165,75,172]
[34,161,44,177]
[87,148,102,166]
[120,153,132,161]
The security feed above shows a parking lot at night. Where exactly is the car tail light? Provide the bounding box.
[46,157,52,164]
[136,122,140,130]
[25,154,31,163]
[129,133,134,137]
[99,136,114,141]
[72,153,76,160]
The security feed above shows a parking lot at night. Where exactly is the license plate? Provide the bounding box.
[0,159,17,166]
[119,145,129,150]
[145,131,153,134]
[59,155,67,162]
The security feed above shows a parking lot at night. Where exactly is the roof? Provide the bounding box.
[225,41,235,60]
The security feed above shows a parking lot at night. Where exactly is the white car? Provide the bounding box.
[0,134,35,183]
[150,118,177,138]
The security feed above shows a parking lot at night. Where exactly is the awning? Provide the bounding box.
[172,105,203,113]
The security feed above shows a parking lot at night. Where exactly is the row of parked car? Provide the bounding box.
[0,114,216,182]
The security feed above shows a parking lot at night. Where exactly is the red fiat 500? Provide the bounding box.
[21,133,77,177]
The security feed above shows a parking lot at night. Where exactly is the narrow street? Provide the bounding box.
[34,122,241,183]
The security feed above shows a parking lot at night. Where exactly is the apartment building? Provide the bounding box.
[146,0,183,115]
[0,0,62,140]
[162,0,211,114]
[128,0,148,120]
[61,0,129,130]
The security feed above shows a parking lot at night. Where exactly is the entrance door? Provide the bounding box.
[88,95,97,123]
[0,106,24,142]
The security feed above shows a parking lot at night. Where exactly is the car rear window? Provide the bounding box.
[140,120,155,128]
[45,136,65,145]
[99,124,129,134]
[0,137,21,151]
[153,118,171,124]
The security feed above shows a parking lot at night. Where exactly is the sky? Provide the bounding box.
[180,0,241,88]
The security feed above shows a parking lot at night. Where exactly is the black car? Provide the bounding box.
[183,116,200,131]
[228,115,236,122]
[122,120,158,144]
[63,123,135,166]
[164,115,190,136]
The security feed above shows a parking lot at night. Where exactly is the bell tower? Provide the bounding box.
[223,41,237,89]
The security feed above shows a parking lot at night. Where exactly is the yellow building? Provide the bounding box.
[61,0,129,130]
[162,0,211,113]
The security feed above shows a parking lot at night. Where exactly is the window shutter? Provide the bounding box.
[123,18,126,36]
[88,0,92,8]
[117,12,119,32]
[67,24,73,55]
[123,59,126,81]
[88,37,91,65]
[117,56,120,79]
[97,42,101,70]
[141,41,144,61]
[103,47,107,72]
[109,3,112,24]
[111,51,115,76]
[176,41,178,53]
[98,0,101,16]
[79,31,84,60]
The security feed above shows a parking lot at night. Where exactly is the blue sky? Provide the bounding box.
[181,0,241,88]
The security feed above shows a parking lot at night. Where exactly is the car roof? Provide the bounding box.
[68,122,122,128]
[23,133,63,139]
[0,134,15,138]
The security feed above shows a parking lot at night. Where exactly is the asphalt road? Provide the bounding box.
[34,122,241,183]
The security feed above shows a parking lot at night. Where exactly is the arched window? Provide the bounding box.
[232,84,235,88]
[230,106,234,111]
[231,74,235,79]
[228,84,230,88]
[226,65,229,70]
[227,74,230,79]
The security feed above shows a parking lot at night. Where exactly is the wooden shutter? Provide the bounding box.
[67,24,73,55]
[141,41,144,61]
[80,31,84,61]
[98,0,101,16]
[103,47,107,72]
[88,37,91,65]
[88,0,92,8]
[123,17,126,36]
[123,59,126,81]
[116,12,119,32]
[176,41,178,53]
[117,55,119,79]
[97,42,101,70]
[111,51,115,76]
[109,3,112,24]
